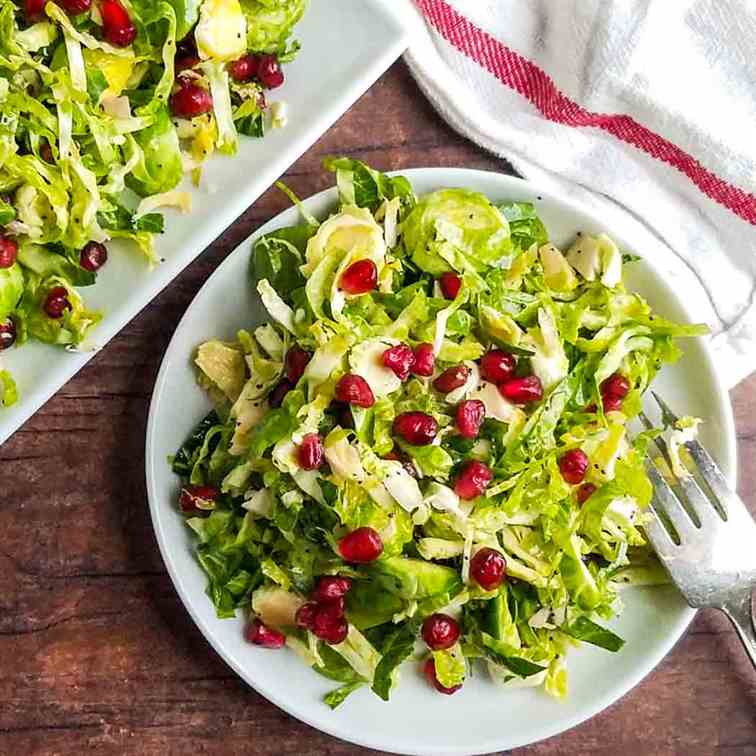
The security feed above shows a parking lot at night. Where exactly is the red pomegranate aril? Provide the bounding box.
[175,54,200,72]
[393,411,438,446]
[340,258,377,295]
[59,0,91,14]
[433,364,471,394]
[382,343,415,380]
[0,236,17,268]
[298,433,324,471]
[229,54,260,82]
[335,373,375,408]
[470,547,506,590]
[285,344,311,383]
[422,613,460,651]
[331,400,355,430]
[456,399,486,439]
[423,658,462,695]
[25,0,46,17]
[100,0,137,46]
[0,319,16,351]
[312,601,349,644]
[245,618,286,649]
[499,375,543,404]
[411,343,435,377]
[79,241,108,272]
[602,395,623,412]
[268,378,292,408]
[295,602,318,630]
[40,141,54,163]
[43,286,72,319]
[600,372,631,400]
[480,350,517,383]
[454,460,493,500]
[338,527,383,563]
[312,576,353,603]
[178,484,218,513]
[257,54,284,89]
[439,271,461,300]
[170,81,213,118]
[559,448,589,485]
[577,482,597,505]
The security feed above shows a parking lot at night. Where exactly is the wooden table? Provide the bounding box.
[2,61,755,756]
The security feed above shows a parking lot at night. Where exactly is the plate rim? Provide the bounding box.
[145,167,737,756]
[0,0,409,447]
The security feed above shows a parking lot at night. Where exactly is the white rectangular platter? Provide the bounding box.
[0,0,409,445]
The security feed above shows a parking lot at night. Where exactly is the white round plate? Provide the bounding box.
[146,169,736,756]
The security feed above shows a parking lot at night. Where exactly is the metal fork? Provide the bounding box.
[639,393,756,667]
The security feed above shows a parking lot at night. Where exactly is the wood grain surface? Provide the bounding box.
[1,61,755,756]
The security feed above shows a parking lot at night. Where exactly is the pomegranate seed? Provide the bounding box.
[100,0,137,46]
[0,237,17,268]
[175,54,200,72]
[602,395,623,412]
[421,613,460,651]
[79,241,107,272]
[339,259,377,295]
[178,484,218,514]
[423,658,462,695]
[298,433,324,470]
[312,576,352,603]
[331,400,355,430]
[411,343,435,377]
[59,0,91,14]
[43,286,72,319]
[577,482,597,505]
[257,54,285,89]
[245,618,286,648]
[229,54,261,82]
[40,141,54,163]
[0,319,16,351]
[312,601,348,644]
[170,81,213,118]
[24,0,46,17]
[295,602,318,630]
[559,449,589,485]
[393,411,438,446]
[382,343,415,380]
[480,350,516,383]
[438,271,461,300]
[455,399,486,439]
[470,547,506,590]
[453,460,493,500]
[499,375,543,404]
[338,527,383,563]
[335,373,375,408]
[600,372,631,400]
[268,378,292,408]
[285,345,311,383]
[433,364,471,394]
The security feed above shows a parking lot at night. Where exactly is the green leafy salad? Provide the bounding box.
[0,0,306,406]
[172,158,707,707]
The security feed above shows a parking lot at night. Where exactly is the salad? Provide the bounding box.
[171,158,707,708]
[0,0,306,406]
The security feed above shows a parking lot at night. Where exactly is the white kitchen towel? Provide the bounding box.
[403,0,756,388]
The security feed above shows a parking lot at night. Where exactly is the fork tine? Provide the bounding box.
[650,392,731,518]
[644,459,698,540]
[651,391,679,425]
[639,409,704,527]
[643,507,679,561]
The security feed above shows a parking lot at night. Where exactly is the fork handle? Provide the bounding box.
[722,590,756,669]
